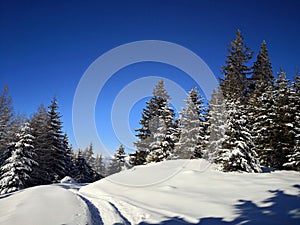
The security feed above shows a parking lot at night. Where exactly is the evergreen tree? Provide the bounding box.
[0,123,37,194]
[252,70,294,169]
[29,104,51,185]
[251,83,277,167]
[272,70,294,169]
[205,88,227,162]
[128,150,148,167]
[284,72,300,170]
[83,143,95,168]
[62,133,74,176]
[0,86,15,166]
[174,88,207,159]
[114,144,126,165]
[108,145,126,175]
[94,154,106,177]
[249,40,273,93]
[220,30,253,101]
[146,117,168,162]
[216,30,260,173]
[248,41,275,167]
[132,97,157,165]
[72,149,101,183]
[132,80,175,165]
[46,97,66,182]
[216,100,261,173]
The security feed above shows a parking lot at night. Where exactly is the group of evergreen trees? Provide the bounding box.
[131,30,300,173]
[0,30,299,194]
[130,80,208,165]
[0,92,102,194]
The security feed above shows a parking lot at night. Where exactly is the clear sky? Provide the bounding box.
[1,0,299,155]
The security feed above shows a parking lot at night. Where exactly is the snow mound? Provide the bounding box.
[80,159,300,224]
[0,185,90,225]
[60,176,76,184]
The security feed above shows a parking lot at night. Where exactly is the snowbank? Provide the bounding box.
[80,159,300,224]
[0,185,90,225]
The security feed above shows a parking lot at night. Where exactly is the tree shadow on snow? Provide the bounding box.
[0,191,17,199]
[139,184,300,225]
[0,189,24,199]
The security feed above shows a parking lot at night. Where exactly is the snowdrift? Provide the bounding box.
[80,159,300,224]
[0,185,90,225]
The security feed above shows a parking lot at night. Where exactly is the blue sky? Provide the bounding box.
[1,0,299,155]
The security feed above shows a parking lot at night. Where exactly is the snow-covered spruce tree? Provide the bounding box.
[220,30,253,101]
[215,30,260,172]
[205,87,227,162]
[0,86,15,167]
[0,123,38,194]
[248,41,276,167]
[29,104,52,185]
[132,80,176,165]
[46,97,67,182]
[174,87,208,159]
[252,70,295,169]
[252,83,277,167]
[215,100,261,173]
[108,144,126,175]
[284,72,300,170]
[272,70,295,169]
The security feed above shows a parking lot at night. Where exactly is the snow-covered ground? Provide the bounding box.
[0,184,90,225]
[1,159,299,225]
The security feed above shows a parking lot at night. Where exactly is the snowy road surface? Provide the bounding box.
[0,159,300,225]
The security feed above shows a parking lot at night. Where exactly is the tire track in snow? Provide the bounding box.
[78,194,104,225]
[57,184,104,225]
[108,201,131,225]
[79,192,134,224]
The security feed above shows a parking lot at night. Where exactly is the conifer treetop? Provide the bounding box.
[152,80,170,100]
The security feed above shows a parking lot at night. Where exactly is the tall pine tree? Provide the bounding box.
[29,104,51,185]
[284,72,300,170]
[248,41,276,167]
[272,70,295,169]
[132,80,176,165]
[46,97,67,182]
